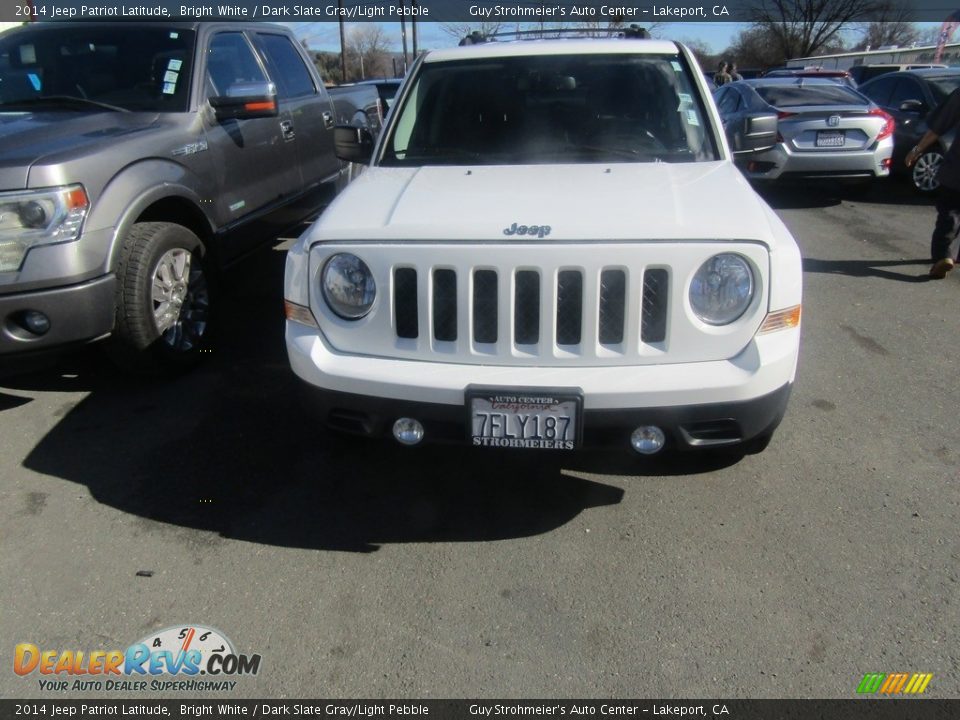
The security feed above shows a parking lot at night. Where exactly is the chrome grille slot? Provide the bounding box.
[642,268,668,344]
[432,269,458,342]
[556,270,583,346]
[472,269,498,344]
[598,269,626,345]
[394,267,419,339]
[514,270,540,344]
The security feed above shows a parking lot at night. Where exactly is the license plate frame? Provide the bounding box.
[816,130,845,147]
[466,386,583,450]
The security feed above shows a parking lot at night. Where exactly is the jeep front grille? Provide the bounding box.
[391,265,669,352]
[315,242,770,367]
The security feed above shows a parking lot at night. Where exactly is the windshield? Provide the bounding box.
[0,26,195,112]
[381,53,718,166]
[927,76,960,105]
[755,84,868,107]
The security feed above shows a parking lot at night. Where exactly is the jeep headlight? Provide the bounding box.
[689,253,754,325]
[0,185,89,272]
[321,253,376,319]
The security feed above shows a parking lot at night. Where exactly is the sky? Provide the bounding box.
[287,20,947,56]
[287,21,744,54]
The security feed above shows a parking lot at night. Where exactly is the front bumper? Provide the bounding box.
[286,322,800,450]
[0,274,116,358]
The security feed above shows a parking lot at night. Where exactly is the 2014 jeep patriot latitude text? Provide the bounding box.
[284,39,803,455]
[0,22,347,373]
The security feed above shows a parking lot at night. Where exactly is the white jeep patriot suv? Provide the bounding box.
[284,37,802,455]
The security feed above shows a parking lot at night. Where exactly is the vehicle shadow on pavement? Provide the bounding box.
[1,244,742,552]
[802,257,932,283]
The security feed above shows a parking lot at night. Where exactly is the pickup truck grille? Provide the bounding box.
[310,243,769,367]
[391,265,670,350]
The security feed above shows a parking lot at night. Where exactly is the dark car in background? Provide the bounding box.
[714,78,894,183]
[858,68,960,193]
[848,63,946,85]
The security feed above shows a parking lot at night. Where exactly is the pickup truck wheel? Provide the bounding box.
[110,222,211,374]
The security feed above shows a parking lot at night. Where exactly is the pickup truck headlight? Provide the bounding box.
[321,253,376,319]
[0,185,89,272]
[689,253,754,325]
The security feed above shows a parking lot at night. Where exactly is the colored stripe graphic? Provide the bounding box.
[857,672,933,694]
[857,673,886,693]
[880,673,909,694]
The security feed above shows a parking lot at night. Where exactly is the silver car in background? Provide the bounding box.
[714,78,894,182]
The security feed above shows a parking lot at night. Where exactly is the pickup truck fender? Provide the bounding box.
[90,158,217,275]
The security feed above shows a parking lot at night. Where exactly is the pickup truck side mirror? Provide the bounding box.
[731,113,778,154]
[208,81,279,121]
[899,99,926,114]
[334,126,375,164]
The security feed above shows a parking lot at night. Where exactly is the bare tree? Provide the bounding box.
[439,22,504,43]
[347,24,392,80]
[850,0,919,50]
[748,0,883,60]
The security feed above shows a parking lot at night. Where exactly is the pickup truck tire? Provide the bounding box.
[109,221,211,374]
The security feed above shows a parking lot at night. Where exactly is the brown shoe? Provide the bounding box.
[929,258,956,279]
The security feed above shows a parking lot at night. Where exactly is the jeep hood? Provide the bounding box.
[0,111,160,190]
[313,162,777,243]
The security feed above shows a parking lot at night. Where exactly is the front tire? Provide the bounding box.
[912,149,943,194]
[109,221,211,374]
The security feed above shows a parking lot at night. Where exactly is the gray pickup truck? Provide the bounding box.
[0,21,349,373]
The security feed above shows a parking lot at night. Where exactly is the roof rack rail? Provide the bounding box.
[459,24,652,45]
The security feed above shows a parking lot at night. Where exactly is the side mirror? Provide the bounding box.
[899,99,925,114]
[208,81,278,121]
[334,126,375,164]
[731,113,778,154]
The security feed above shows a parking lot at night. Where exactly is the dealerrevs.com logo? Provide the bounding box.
[14,624,261,692]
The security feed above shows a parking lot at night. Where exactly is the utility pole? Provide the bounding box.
[399,2,409,73]
[338,1,347,83]
[411,0,418,59]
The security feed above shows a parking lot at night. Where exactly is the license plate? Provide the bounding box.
[467,388,582,450]
[816,130,845,147]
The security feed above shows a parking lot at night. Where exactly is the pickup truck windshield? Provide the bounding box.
[382,53,718,165]
[0,27,195,112]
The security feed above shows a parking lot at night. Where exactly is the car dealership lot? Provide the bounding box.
[1,182,958,699]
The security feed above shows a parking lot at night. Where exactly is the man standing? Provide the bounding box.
[714,61,731,87]
[906,87,960,278]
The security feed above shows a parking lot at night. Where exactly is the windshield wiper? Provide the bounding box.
[0,95,129,113]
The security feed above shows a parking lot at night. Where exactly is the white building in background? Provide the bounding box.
[0,23,22,35]
[788,43,960,70]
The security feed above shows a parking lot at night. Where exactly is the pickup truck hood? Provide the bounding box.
[0,111,159,190]
[314,162,776,243]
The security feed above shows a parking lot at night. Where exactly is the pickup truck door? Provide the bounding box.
[250,30,341,201]
[200,29,301,260]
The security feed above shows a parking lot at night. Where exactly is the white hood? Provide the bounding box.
[310,161,776,244]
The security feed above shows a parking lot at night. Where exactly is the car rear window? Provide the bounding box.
[755,85,867,107]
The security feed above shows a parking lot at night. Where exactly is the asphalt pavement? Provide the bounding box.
[1,179,957,699]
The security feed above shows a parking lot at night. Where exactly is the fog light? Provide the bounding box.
[630,426,665,455]
[882,157,892,169]
[393,417,424,446]
[21,310,50,335]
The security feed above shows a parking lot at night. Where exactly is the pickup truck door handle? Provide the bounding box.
[280,120,295,140]
[322,111,335,130]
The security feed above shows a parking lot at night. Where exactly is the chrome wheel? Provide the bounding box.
[151,248,209,352]
[912,150,943,193]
